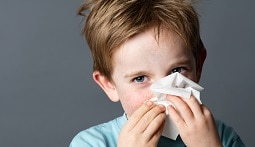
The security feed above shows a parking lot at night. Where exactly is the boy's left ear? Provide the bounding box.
[196,47,207,81]
[93,71,120,102]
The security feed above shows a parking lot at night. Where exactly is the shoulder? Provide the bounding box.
[69,115,126,147]
[215,120,246,147]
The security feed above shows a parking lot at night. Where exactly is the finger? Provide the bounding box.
[167,95,194,123]
[124,101,154,131]
[145,113,166,142]
[134,104,165,133]
[182,96,204,119]
[167,105,186,129]
[144,106,166,136]
[201,104,214,120]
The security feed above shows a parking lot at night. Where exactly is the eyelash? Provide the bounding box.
[133,76,147,83]
[171,67,186,74]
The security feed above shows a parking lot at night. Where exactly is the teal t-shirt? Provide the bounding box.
[70,114,245,147]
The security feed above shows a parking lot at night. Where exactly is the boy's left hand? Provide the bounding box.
[167,95,222,147]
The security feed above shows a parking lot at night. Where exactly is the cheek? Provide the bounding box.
[119,88,153,117]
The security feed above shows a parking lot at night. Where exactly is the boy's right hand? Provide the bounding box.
[118,101,166,147]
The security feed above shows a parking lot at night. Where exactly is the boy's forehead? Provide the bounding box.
[113,27,186,63]
[113,26,190,65]
[122,27,181,48]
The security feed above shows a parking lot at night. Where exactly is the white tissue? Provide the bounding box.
[149,72,203,140]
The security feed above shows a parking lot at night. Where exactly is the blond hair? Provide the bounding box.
[78,0,204,81]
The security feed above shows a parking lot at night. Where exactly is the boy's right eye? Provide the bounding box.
[133,76,147,83]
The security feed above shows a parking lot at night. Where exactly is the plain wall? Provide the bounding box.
[0,0,254,146]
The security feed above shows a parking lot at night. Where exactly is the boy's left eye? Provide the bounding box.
[171,67,185,73]
[133,76,147,83]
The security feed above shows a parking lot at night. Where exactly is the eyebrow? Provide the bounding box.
[124,70,150,78]
[171,57,193,67]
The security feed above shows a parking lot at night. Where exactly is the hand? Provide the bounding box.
[167,95,222,147]
[118,101,166,147]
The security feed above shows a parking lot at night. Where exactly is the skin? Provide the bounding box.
[93,27,222,146]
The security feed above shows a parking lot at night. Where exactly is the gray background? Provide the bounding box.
[0,0,254,146]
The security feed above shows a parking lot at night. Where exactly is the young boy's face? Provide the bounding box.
[95,27,202,118]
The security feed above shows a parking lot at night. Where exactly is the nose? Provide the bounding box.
[148,74,169,98]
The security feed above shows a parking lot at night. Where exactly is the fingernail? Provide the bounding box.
[168,105,176,110]
[145,100,153,106]
[159,105,166,111]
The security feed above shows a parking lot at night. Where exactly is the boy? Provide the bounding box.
[70,0,245,146]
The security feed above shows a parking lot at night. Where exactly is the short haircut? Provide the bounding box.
[78,0,204,81]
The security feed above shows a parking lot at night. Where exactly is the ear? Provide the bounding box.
[196,47,207,82]
[93,71,120,102]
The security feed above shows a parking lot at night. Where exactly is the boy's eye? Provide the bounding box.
[133,76,147,83]
[171,67,185,73]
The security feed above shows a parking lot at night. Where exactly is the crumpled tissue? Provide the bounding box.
[149,72,204,140]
